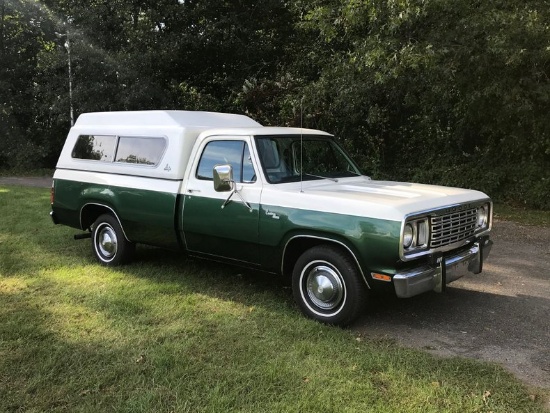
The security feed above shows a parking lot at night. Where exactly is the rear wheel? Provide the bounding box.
[92,214,134,266]
[292,245,368,326]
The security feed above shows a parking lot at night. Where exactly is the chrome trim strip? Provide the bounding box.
[79,203,131,242]
[282,235,371,289]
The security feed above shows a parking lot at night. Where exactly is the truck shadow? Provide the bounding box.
[118,245,295,313]
[8,228,550,389]
[131,246,550,388]
[131,246,550,354]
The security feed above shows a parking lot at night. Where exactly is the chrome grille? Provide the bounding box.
[430,208,477,248]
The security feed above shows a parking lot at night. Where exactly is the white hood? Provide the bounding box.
[260,176,489,222]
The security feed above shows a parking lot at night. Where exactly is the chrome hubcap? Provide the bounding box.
[305,264,344,310]
[97,225,117,258]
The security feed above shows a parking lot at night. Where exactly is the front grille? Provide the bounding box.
[430,208,477,248]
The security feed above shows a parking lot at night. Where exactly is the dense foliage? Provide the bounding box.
[1,0,549,208]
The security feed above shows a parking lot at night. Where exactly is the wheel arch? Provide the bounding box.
[281,234,371,289]
[80,203,131,241]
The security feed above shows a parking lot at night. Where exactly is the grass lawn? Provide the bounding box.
[0,185,546,412]
[493,203,550,227]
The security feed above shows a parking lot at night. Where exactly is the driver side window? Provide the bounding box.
[196,140,256,183]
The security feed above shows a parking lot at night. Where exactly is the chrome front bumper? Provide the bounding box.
[393,237,493,298]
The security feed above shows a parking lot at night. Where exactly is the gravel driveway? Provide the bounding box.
[353,220,550,390]
[0,176,53,188]
[2,176,549,389]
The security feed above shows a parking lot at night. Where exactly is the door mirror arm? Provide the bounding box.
[213,164,252,212]
[221,188,252,212]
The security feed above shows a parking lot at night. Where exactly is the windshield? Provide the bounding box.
[254,135,363,184]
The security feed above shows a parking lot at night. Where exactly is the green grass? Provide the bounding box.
[0,186,547,412]
[494,203,550,227]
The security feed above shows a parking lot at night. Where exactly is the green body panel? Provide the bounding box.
[115,188,178,248]
[182,195,260,264]
[52,179,90,229]
[53,179,179,249]
[54,179,402,278]
[258,204,401,275]
[181,195,400,275]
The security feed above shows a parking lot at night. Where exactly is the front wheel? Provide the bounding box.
[91,214,135,266]
[292,245,368,326]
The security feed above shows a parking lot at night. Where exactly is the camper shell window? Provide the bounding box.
[72,135,117,162]
[71,135,166,166]
[116,136,166,165]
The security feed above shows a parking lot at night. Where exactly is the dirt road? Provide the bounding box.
[0,176,52,188]
[2,177,549,389]
[353,220,550,390]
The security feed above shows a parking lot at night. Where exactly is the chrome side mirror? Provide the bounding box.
[213,164,234,192]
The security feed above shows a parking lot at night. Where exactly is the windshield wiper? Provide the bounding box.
[303,173,338,182]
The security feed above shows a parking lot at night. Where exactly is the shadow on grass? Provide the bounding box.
[26,230,550,390]
[1,284,300,412]
[2,271,542,413]
[109,245,296,321]
[0,197,296,327]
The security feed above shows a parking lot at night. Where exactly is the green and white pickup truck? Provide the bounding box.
[51,110,493,325]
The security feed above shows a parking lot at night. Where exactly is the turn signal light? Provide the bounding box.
[371,273,392,282]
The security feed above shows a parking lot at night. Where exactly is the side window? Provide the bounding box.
[242,144,256,183]
[116,137,166,166]
[72,135,117,162]
[197,140,256,183]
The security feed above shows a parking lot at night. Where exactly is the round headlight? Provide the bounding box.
[403,223,414,248]
[477,205,488,227]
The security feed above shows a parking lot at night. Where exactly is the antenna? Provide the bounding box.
[300,97,304,193]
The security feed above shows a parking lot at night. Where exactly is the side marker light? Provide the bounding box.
[371,273,392,282]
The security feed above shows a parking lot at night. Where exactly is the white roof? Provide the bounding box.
[74,110,262,129]
[197,126,332,137]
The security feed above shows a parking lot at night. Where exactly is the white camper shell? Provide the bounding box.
[56,110,263,180]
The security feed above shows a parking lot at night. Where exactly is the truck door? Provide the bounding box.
[182,137,261,265]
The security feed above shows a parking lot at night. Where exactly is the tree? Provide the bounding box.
[1,0,548,208]
[277,0,550,208]
[0,0,57,168]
